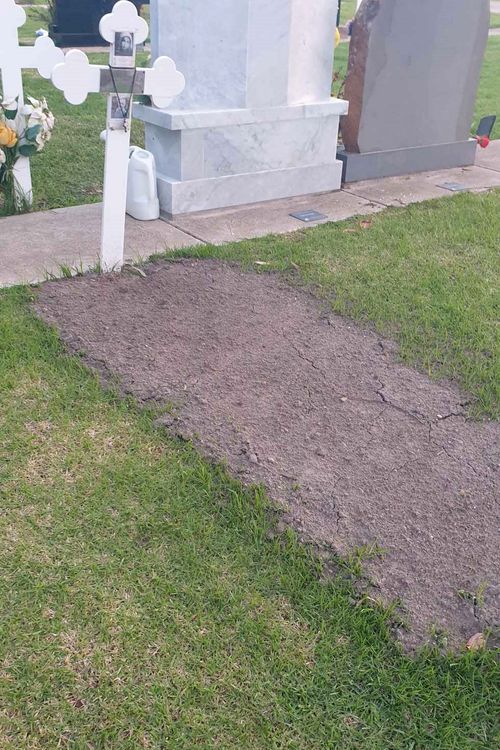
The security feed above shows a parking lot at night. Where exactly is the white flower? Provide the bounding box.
[0,148,6,165]
[7,93,55,155]
[27,95,41,109]
[46,111,55,131]
[35,127,52,151]
[21,97,42,118]
[27,109,43,127]
[27,105,55,136]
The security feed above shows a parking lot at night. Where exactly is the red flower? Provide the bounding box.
[475,135,490,149]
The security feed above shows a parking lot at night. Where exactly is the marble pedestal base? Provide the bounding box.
[155,163,345,218]
[338,140,477,183]
[135,99,347,216]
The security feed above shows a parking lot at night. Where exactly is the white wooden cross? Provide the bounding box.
[51,0,185,272]
[0,0,64,202]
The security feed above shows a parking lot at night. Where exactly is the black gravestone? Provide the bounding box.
[50,1,149,47]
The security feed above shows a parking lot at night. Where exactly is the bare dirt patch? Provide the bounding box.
[34,259,499,649]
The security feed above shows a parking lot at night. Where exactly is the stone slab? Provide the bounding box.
[429,164,500,191]
[345,165,500,207]
[338,140,477,183]
[140,107,346,215]
[0,203,201,288]
[169,189,383,244]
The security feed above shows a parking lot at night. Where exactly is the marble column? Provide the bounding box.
[135,0,347,216]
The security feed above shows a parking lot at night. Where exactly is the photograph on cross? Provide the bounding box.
[108,93,132,128]
[112,30,136,67]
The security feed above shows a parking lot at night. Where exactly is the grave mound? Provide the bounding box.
[35,260,500,649]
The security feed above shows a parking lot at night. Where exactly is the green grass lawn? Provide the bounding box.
[339,0,357,25]
[490,13,500,29]
[474,36,500,135]
[1,256,499,749]
[18,6,51,45]
[1,54,146,213]
[19,57,107,210]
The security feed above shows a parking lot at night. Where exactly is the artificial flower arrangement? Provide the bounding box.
[0,95,55,214]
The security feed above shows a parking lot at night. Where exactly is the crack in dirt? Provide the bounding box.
[437,410,468,421]
[278,327,328,381]
[432,442,481,478]
[375,384,430,424]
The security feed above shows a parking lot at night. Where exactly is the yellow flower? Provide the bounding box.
[0,123,18,148]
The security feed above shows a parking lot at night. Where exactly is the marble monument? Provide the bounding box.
[339,0,490,182]
[135,0,348,216]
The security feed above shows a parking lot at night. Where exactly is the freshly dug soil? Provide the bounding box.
[34,259,499,649]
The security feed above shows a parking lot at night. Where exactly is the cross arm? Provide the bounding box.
[17,37,65,79]
[143,57,185,109]
[0,0,25,42]
[99,58,185,108]
[52,52,185,109]
[51,50,102,105]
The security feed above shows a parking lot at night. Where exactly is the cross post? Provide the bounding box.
[0,0,64,203]
[51,0,185,272]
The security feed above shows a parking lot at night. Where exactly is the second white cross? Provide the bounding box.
[51,0,185,272]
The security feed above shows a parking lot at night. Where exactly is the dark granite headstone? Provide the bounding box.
[50,1,149,47]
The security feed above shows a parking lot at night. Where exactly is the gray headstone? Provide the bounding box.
[341,0,490,155]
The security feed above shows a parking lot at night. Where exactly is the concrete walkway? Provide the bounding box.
[2,141,500,287]
[0,204,201,287]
